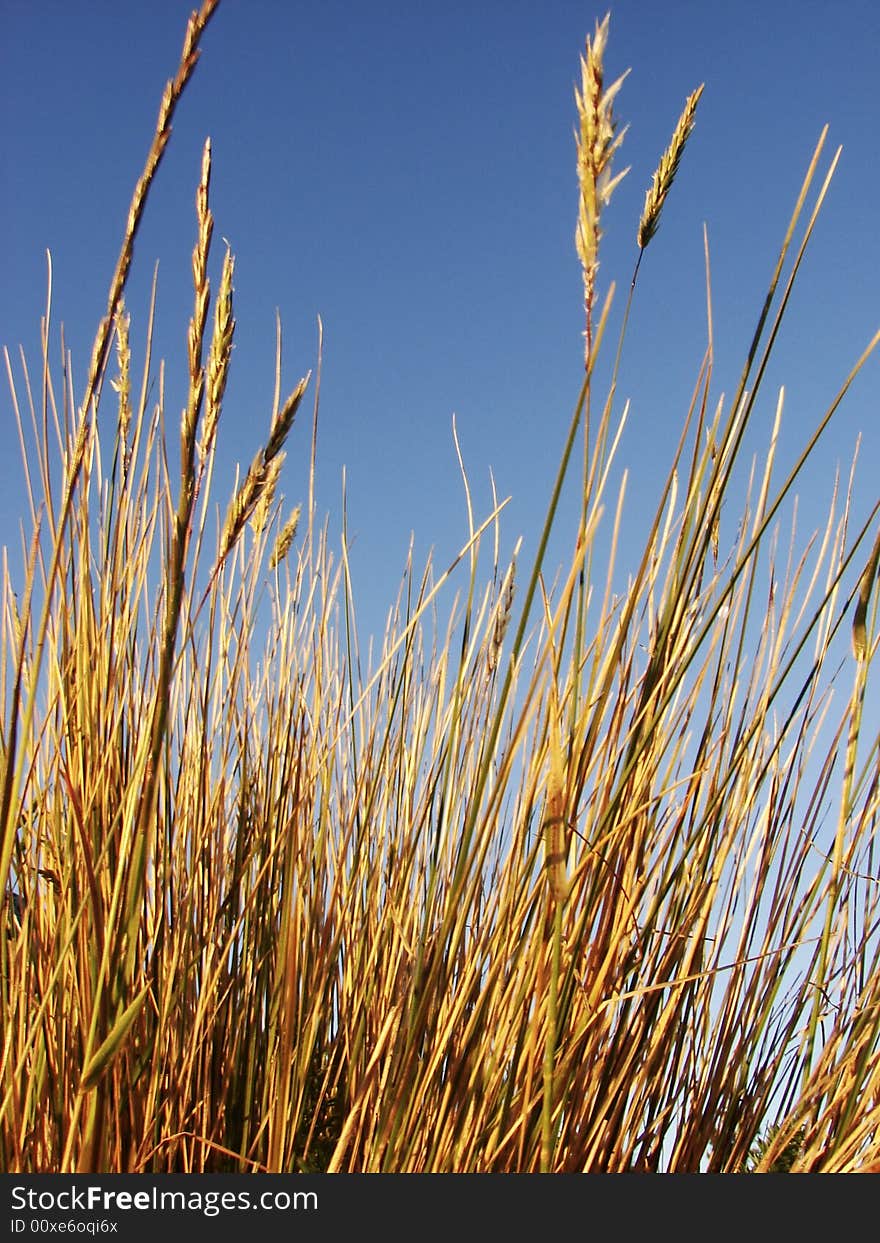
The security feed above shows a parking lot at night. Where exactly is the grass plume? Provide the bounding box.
[638,84,705,250]
[575,13,629,367]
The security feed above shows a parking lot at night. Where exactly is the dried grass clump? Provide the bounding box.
[2,6,879,1173]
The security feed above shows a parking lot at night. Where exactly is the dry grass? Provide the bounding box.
[2,6,879,1173]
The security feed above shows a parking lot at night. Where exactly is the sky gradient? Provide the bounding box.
[2,0,878,643]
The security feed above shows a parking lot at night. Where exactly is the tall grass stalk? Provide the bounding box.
[2,8,878,1172]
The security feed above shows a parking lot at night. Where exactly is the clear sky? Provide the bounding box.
[2,0,878,646]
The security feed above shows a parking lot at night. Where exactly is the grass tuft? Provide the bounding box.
[2,7,878,1174]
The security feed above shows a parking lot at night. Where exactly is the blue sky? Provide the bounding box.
[2,0,878,645]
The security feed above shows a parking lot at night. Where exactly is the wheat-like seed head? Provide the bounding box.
[200,246,235,464]
[249,456,285,538]
[638,84,704,250]
[180,137,214,497]
[575,14,629,366]
[111,303,132,473]
[220,458,265,559]
[221,453,279,556]
[269,504,302,569]
[265,374,309,465]
[191,138,213,300]
[74,0,221,449]
[218,374,309,562]
[488,559,516,673]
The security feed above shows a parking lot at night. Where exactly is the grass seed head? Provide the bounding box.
[269,504,302,569]
[111,303,132,471]
[638,84,704,250]
[575,13,629,364]
[201,246,235,463]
